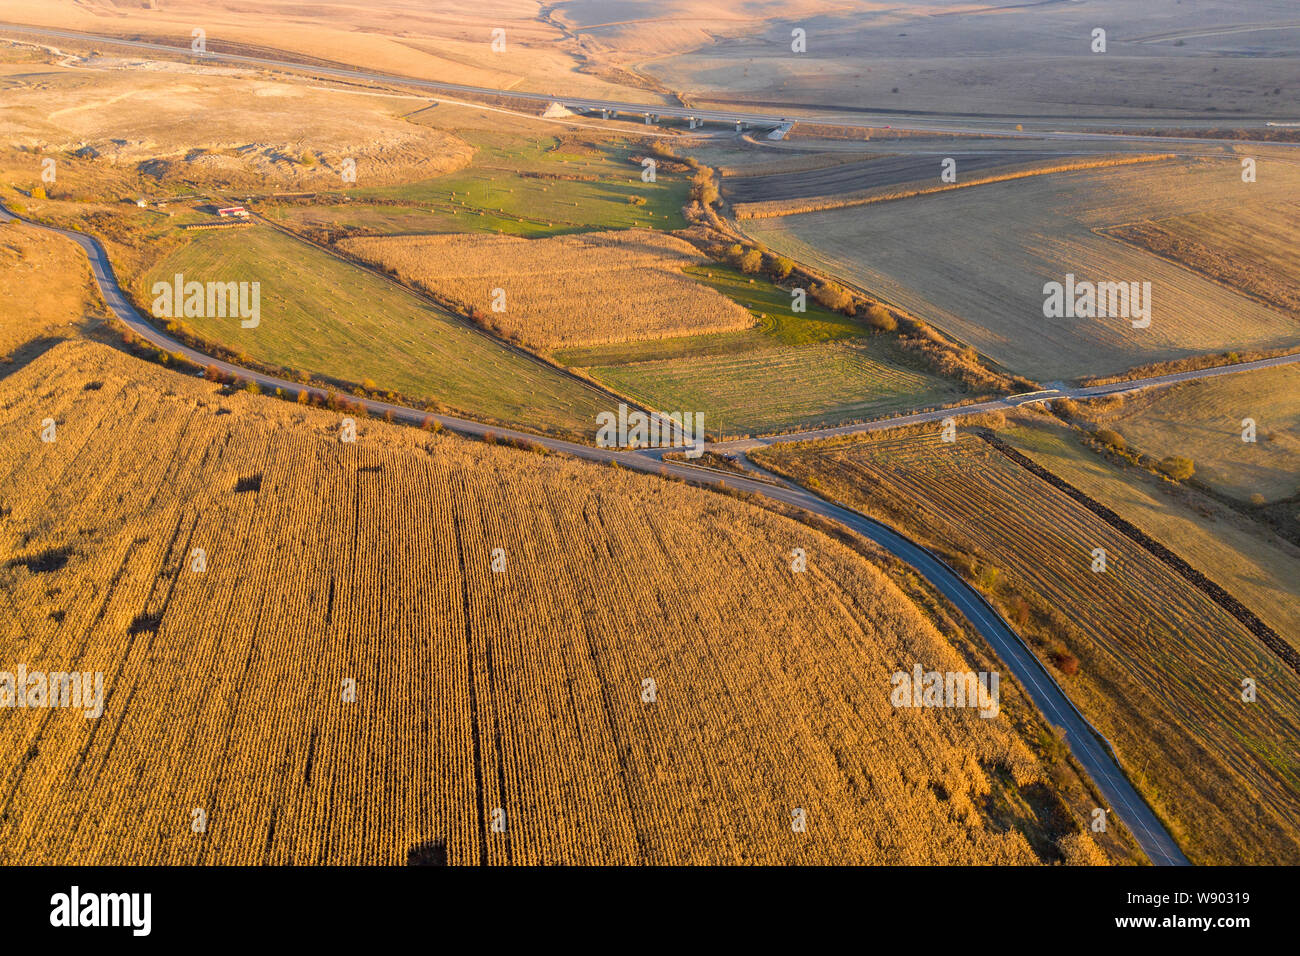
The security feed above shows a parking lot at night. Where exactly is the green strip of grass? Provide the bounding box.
[330,135,689,238]
[583,339,964,436]
[140,225,608,435]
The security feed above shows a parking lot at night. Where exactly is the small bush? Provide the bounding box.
[865,304,897,332]
[1052,397,1082,419]
[1158,456,1195,481]
[1009,594,1031,628]
[1094,428,1126,451]
[811,281,854,315]
[1050,648,1080,675]
[768,255,795,280]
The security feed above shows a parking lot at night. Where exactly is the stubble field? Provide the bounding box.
[339,229,754,350]
[1106,201,1300,317]
[752,426,1300,865]
[745,157,1300,381]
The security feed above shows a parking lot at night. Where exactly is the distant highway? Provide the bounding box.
[2,201,1191,865]
[1,23,1297,150]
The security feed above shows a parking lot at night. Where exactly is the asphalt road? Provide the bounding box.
[695,351,1300,455]
[2,202,1192,864]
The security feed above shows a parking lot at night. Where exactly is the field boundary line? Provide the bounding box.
[980,431,1300,674]
[732,153,1175,219]
[1094,223,1299,318]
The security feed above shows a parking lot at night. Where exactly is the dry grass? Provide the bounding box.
[1106,202,1300,316]
[1077,365,1300,504]
[0,340,1118,865]
[627,0,1300,119]
[0,0,659,104]
[0,56,473,191]
[339,230,755,350]
[753,427,1300,865]
[0,223,105,356]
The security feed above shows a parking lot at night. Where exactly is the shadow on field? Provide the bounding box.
[406,840,448,866]
[0,334,72,382]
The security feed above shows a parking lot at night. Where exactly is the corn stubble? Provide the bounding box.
[339,230,754,351]
[0,342,1111,864]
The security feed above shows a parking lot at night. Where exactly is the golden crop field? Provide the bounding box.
[339,230,755,351]
[0,341,1122,865]
[753,428,1300,865]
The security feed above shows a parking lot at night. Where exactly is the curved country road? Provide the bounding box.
[2,203,1190,865]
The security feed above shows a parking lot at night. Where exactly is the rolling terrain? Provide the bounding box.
[3,3,1297,873]
[0,339,1123,865]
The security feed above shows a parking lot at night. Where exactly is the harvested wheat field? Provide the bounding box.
[340,230,754,350]
[753,428,1300,865]
[1105,201,1300,317]
[746,157,1300,381]
[0,341,1120,865]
